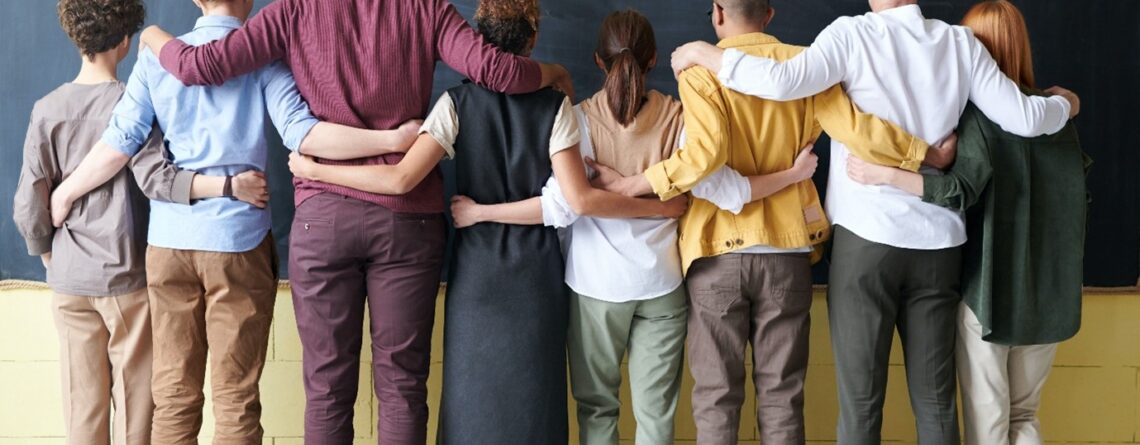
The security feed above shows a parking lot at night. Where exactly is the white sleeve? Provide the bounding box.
[540,106,593,228]
[549,97,581,156]
[691,167,752,215]
[539,175,579,228]
[419,94,459,159]
[677,128,753,214]
[966,37,1070,137]
[717,20,849,101]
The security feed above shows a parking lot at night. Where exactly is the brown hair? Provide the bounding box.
[57,0,146,59]
[474,0,541,55]
[596,10,656,126]
[961,0,1036,88]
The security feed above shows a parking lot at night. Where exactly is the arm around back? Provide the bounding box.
[433,0,542,95]
[153,0,294,86]
[968,40,1073,137]
[921,109,994,211]
[643,69,731,200]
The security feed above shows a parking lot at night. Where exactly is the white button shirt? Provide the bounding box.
[716,4,1072,250]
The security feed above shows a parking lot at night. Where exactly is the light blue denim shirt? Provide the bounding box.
[102,15,318,252]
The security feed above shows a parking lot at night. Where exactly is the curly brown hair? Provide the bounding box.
[57,0,146,58]
[474,0,540,55]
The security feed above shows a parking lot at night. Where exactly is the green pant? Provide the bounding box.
[567,287,688,445]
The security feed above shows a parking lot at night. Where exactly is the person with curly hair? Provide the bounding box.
[136,0,576,440]
[48,0,428,443]
[14,0,269,443]
[285,1,685,443]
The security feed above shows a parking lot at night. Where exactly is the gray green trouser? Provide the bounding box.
[686,253,813,445]
[567,287,688,445]
[828,225,962,445]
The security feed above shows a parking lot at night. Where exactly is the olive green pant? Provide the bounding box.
[567,287,688,445]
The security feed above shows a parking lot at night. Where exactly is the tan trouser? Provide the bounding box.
[685,253,813,445]
[957,303,1058,445]
[53,289,153,445]
[147,235,277,445]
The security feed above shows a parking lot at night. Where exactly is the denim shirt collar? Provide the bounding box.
[194,15,242,31]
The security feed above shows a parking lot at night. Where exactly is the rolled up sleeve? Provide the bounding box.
[645,69,730,200]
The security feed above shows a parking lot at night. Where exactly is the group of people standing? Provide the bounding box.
[14,0,1089,445]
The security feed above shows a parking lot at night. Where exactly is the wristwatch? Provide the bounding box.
[223,175,234,199]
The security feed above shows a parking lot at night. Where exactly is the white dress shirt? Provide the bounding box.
[716,4,1072,250]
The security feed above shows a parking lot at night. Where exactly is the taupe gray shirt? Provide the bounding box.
[13,82,194,297]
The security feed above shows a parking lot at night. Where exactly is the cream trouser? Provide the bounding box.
[957,302,1058,445]
[53,289,153,445]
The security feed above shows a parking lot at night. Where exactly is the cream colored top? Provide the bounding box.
[420,93,580,159]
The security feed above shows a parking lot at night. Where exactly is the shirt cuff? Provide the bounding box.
[100,131,142,158]
[717,48,746,86]
[26,234,53,256]
[421,129,456,160]
[921,174,952,206]
[1051,95,1073,133]
[644,162,682,201]
[901,137,929,172]
[282,118,320,152]
[171,170,196,205]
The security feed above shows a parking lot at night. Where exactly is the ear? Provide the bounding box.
[594,53,606,72]
[647,53,658,72]
[714,5,727,27]
[767,7,777,26]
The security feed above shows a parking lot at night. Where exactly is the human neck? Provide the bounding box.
[73,53,119,85]
[872,0,917,13]
[201,5,246,23]
[720,21,766,40]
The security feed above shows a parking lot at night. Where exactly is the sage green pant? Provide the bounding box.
[567,287,688,445]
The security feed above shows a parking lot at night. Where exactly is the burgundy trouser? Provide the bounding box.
[288,193,445,445]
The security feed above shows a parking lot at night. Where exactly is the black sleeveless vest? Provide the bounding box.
[438,82,570,445]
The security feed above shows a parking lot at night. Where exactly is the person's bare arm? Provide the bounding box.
[299,119,422,160]
[288,133,446,195]
[450,195,543,228]
[746,146,819,201]
[187,171,271,207]
[50,143,130,227]
[846,156,924,196]
[552,146,687,219]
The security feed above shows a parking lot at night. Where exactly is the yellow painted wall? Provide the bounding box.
[1,285,1137,444]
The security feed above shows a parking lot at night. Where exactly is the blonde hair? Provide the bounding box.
[961,0,1036,88]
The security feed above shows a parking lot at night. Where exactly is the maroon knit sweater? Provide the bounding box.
[159,0,542,213]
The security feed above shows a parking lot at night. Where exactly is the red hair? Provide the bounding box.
[961,0,1036,88]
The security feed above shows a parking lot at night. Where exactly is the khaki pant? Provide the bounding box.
[685,253,813,445]
[53,288,153,445]
[147,235,277,445]
[567,287,688,445]
[957,303,1057,445]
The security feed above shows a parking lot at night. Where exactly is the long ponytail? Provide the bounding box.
[597,10,656,126]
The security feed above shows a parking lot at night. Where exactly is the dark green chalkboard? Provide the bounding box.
[2,1,1137,286]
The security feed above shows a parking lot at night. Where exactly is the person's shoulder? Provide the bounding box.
[677,66,719,95]
[32,83,122,121]
[647,90,683,116]
[30,85,71,119]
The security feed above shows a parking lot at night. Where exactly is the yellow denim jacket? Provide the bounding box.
[644,33,928,273]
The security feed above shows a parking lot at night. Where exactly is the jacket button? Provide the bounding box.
[735,239,744,246]
[725,241,733,248]
[809,233,816,241]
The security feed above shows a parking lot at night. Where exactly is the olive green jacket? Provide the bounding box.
[923,97,1091,346]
